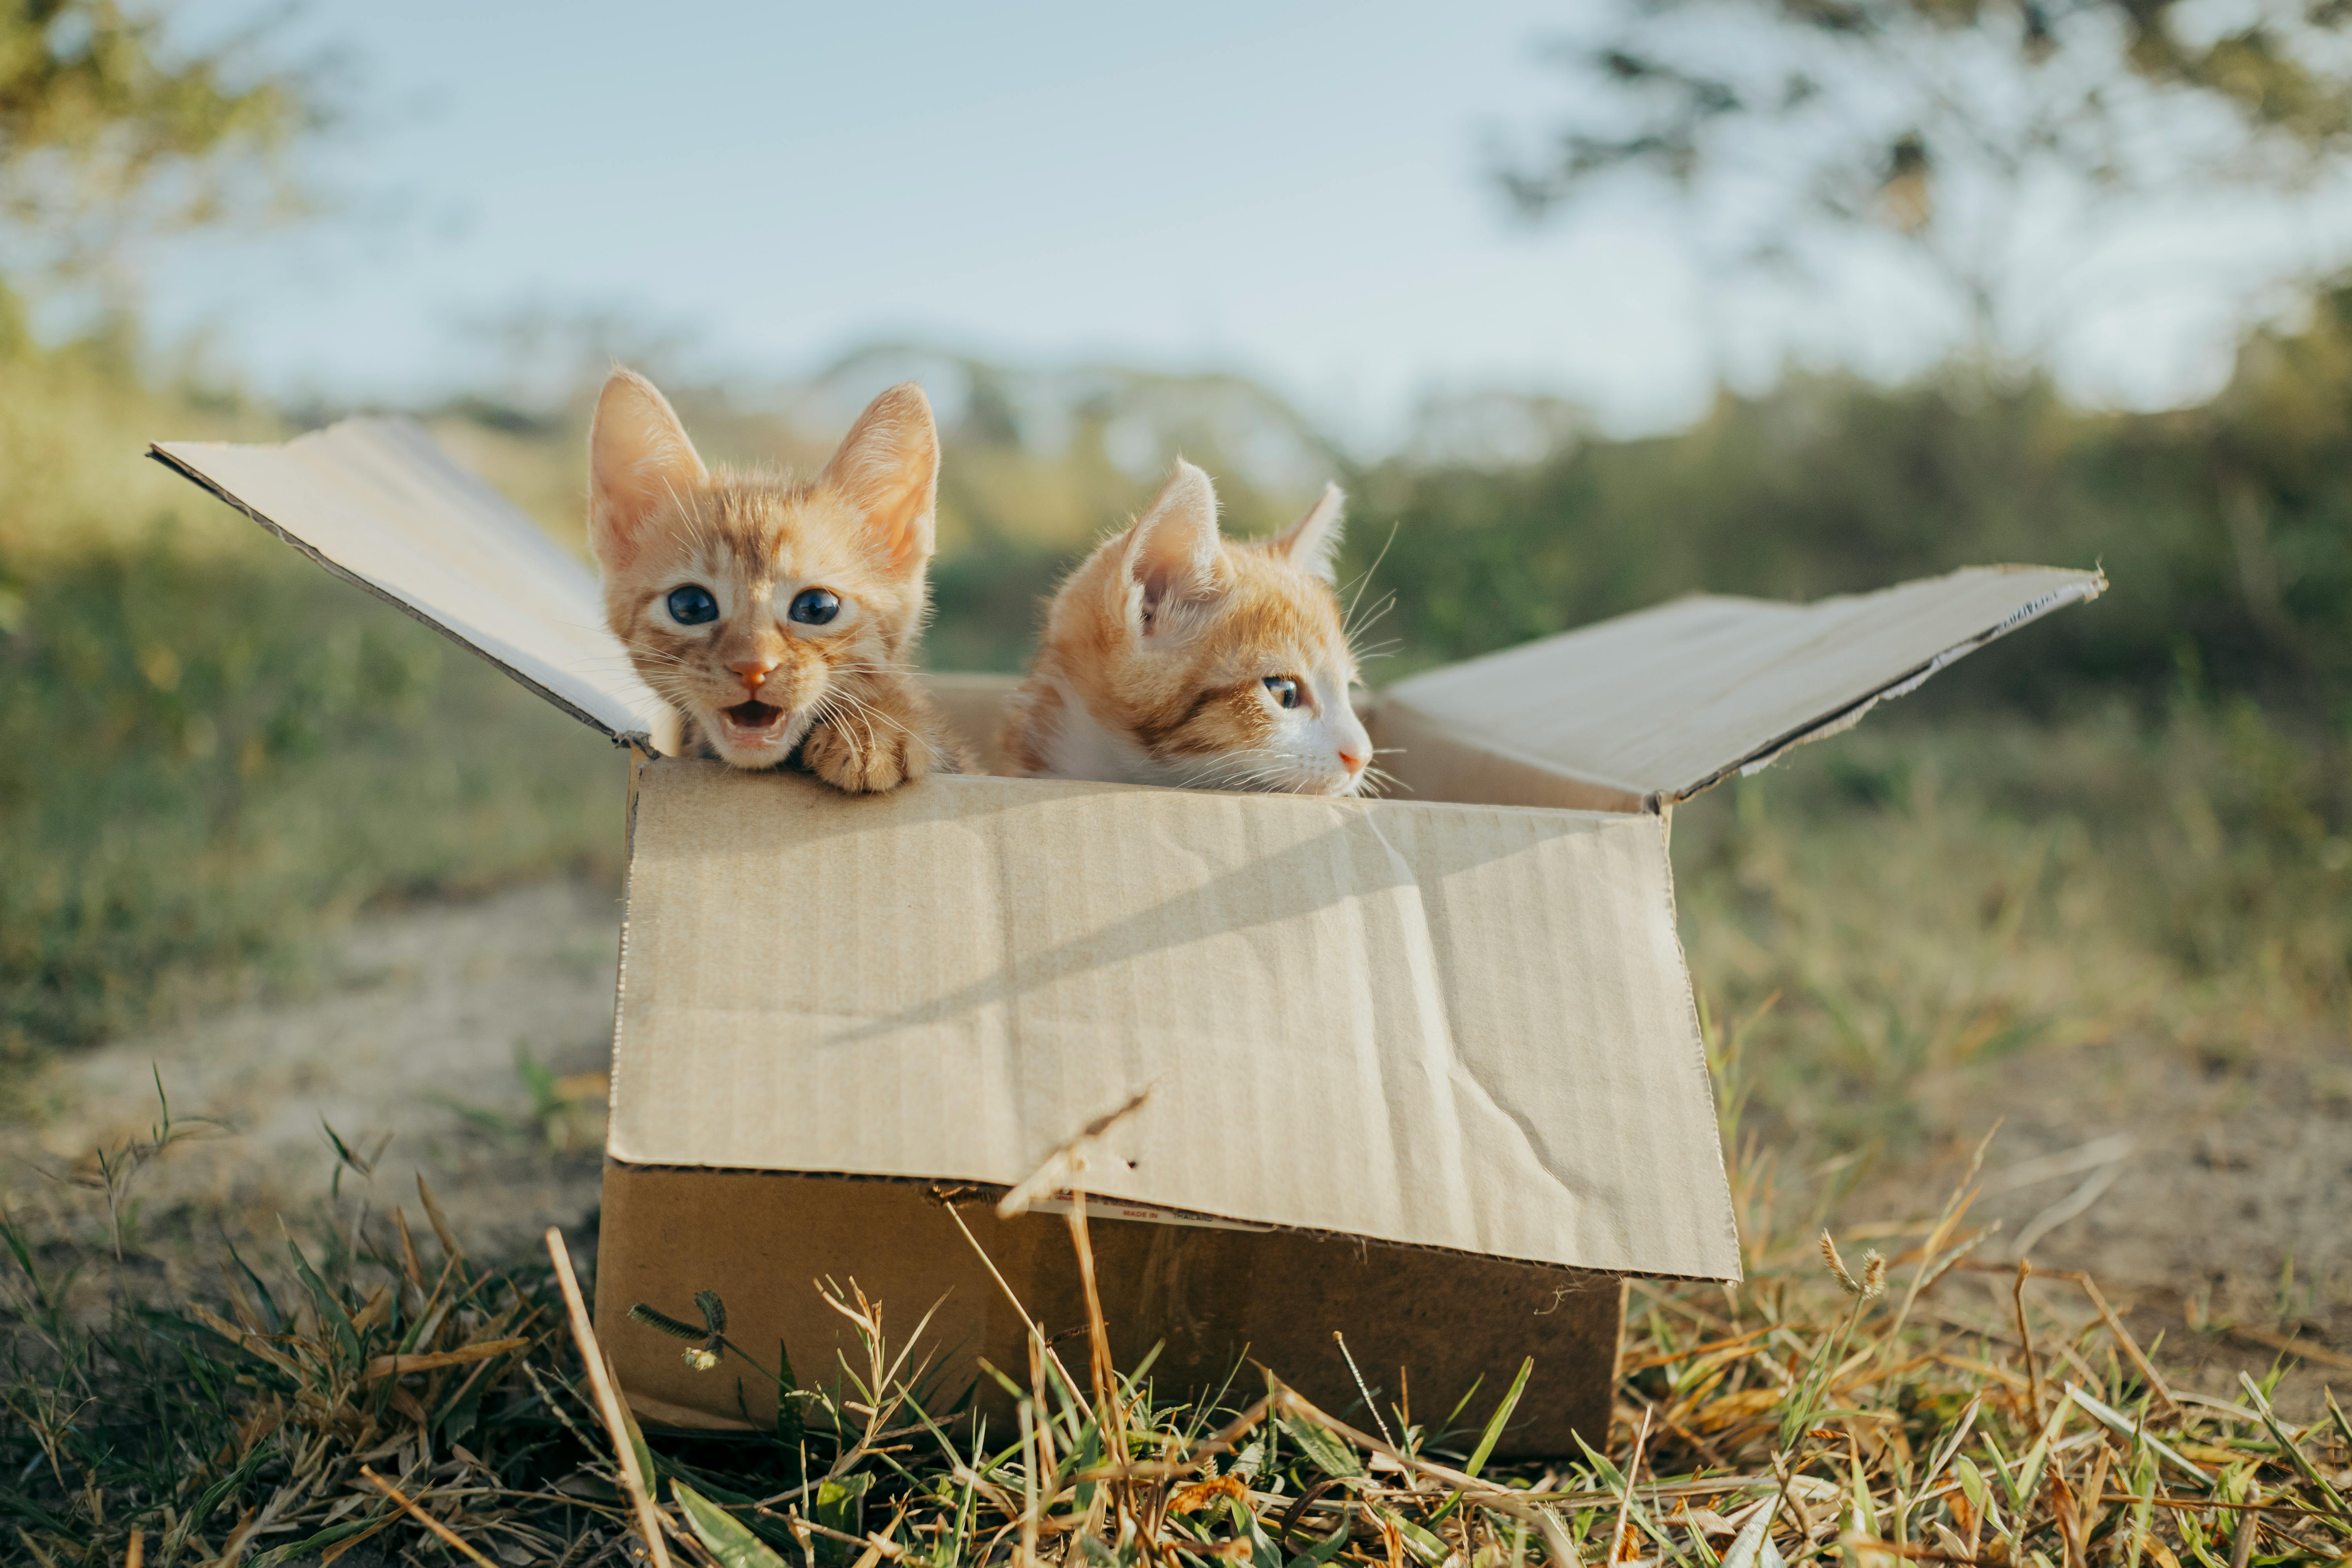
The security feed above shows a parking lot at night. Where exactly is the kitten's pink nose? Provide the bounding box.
[1339,746,1367,774]
[728,658,778,697]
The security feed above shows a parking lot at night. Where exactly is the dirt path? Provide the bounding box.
[1842,1035,2352,1410]
[5,884,2346,1403]
[0,882,619,1256]
[1883,1040,2352,1306]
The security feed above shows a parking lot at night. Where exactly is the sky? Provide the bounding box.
[136,1,2352,448]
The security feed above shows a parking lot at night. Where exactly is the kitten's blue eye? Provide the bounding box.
[1263,675,1303,710]
[666,584,719,626]
[788,587,840,626]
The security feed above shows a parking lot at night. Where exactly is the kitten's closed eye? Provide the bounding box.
[1263,675,1303,710]
[667,584,719,626]
[788,587,840,625]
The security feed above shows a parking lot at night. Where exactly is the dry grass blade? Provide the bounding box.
[1266,1379,1582,1563]
[1612,1405,1652,1563]
[2010,1259,2044,1427]
[544,1226,675,1568]
[994,1087,1152,1218]
[2224,1323,2352,1373]
[2067,1271,2178,1416]
[359,1466,502,1568]
[359,1336,529,1382]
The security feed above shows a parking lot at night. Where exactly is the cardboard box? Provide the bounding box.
[151,419,2103,1456]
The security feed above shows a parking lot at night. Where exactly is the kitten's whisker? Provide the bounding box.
[820,684,917,739]
[1178,752,1305,795]
[1341,519,1401,636]
[1344,590,1398,646]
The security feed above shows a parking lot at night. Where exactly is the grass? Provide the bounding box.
[4,1068,2349,1568]
[0,538,624,1063]
[1669,693,2350,1159]
[0,343,626,1069]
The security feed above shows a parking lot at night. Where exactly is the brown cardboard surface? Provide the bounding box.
[1366,699,1647,814]
[1380,568,2105,806]
[593,1166,1623,1458]
[150,421,658,742]
[612,758,1739,1281]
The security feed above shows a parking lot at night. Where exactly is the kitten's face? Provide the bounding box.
[1038,465,1373,796]
[588,371,937,768]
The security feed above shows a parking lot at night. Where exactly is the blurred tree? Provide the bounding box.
[0,0,319,299]
[1341,281,2352,712]
[1497,1,2352,369]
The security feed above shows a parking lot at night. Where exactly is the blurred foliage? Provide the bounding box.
[1340,279,2352,717]
[1498,0,2352,357]
[0,330,621,1064]
[0,0,319,279]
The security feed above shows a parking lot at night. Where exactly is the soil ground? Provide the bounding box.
[0,882,617,1256]
[5,880,2347,1410]
[1848,1036,2352,1413]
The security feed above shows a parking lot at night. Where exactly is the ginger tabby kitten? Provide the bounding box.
[588,369,960,791]
[1000,460,1373,796]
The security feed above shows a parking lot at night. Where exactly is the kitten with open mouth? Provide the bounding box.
[587,368,965,791]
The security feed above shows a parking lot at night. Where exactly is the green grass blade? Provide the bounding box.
[674,1479,791,1568]
[1280,1414,1364,1480]
[1460,1356,1533,1480]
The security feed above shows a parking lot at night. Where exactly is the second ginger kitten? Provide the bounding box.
[1000,461,1374,796]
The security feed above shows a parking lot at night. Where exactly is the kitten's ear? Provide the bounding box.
[1122,460,1223,636]
[1270,482,1345,582]
[588,369,708,573]
[818,382,938,575]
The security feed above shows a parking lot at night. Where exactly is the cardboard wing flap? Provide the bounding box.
[614,760,1743,1281]
[150,419,660,741]
[1380,567,2106,809]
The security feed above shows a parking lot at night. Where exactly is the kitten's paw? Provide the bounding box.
[801,717,936,793]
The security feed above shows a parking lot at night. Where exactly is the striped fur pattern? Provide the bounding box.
[587,369,963,790]
[999,461,1372,795]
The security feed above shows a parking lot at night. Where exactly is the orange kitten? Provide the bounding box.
[1000,461,1372,796]
[588,369,960,791]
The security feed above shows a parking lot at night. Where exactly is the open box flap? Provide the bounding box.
[610,760,1743,1282]
[1380,567,2105,808]
[151,419,659,742]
